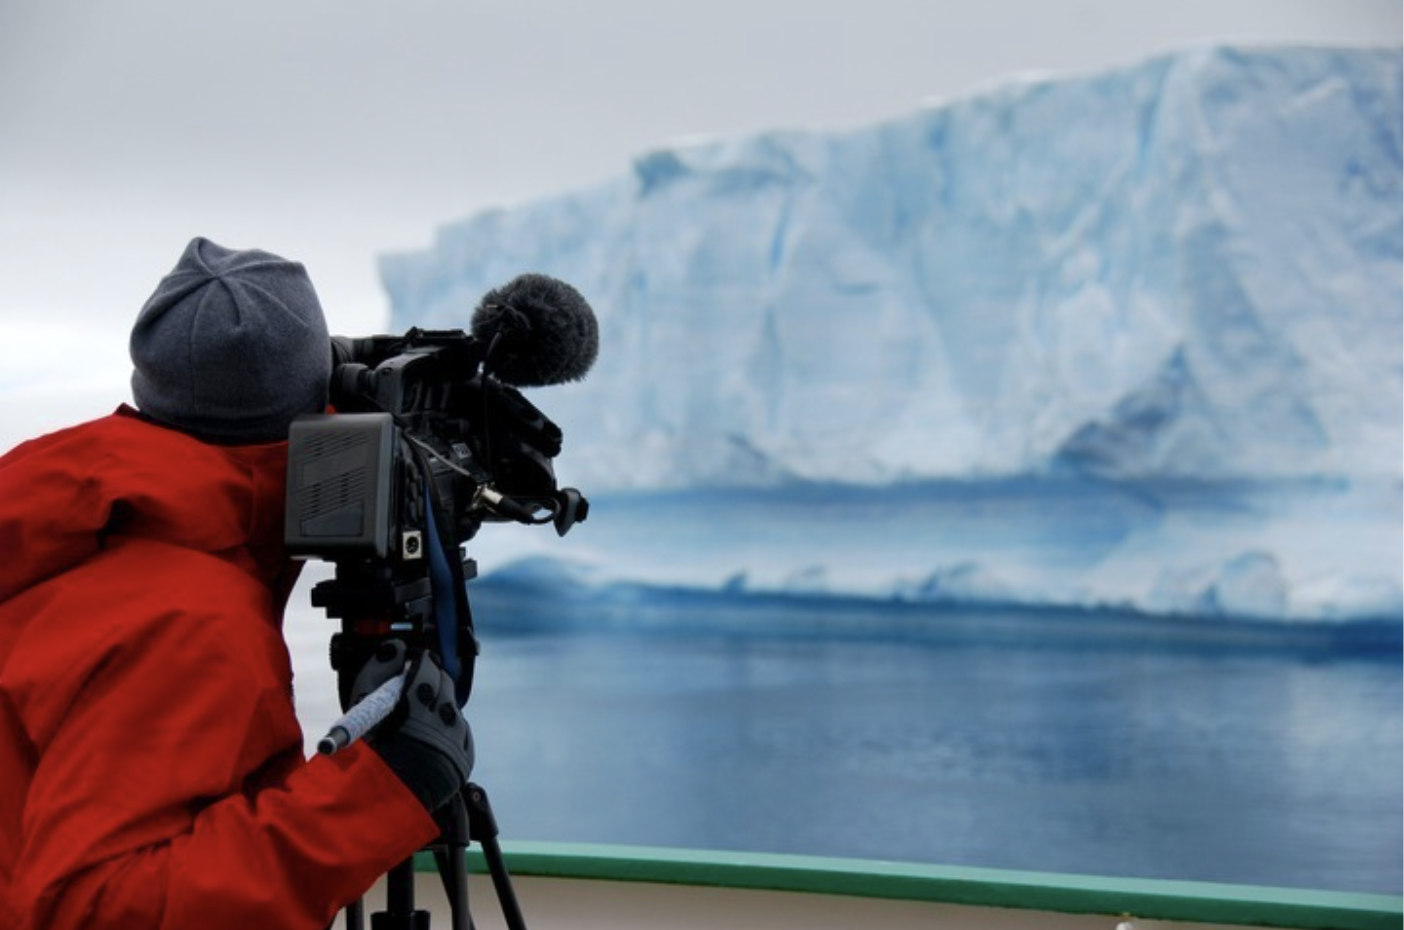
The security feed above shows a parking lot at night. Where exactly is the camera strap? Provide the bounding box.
[409,440,479,707]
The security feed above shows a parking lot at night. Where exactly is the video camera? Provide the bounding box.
[283,273,597,707]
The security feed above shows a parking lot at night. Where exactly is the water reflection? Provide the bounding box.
[442,586,1401,894]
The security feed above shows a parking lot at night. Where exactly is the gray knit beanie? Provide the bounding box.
[130,237,331,443]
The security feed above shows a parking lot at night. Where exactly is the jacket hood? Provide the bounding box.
[0,406,297,605]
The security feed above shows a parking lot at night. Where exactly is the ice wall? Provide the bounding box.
[381,44,1401,494]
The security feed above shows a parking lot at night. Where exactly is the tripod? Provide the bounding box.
[313,561,530,930]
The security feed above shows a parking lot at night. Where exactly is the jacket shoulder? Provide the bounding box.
[0,408,290,602]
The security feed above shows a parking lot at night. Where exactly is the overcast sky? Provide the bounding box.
[0,0,1398,446]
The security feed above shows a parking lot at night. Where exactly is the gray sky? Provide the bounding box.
[0,0,1398,443]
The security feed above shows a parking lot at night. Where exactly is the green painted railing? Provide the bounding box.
[433,841,1402,930]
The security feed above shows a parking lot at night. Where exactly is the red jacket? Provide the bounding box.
[0,407,439,929]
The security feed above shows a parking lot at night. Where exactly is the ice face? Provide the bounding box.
[381,44,1400,493]
[376,44,1402,622]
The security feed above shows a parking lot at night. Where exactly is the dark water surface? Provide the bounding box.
[460,584,1402,894]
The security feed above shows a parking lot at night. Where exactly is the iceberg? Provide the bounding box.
[379,44,1402,622]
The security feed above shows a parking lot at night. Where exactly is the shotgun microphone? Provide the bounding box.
[471,273,599,388]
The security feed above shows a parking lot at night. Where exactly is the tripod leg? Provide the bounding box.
[478,835,526,930]
[371,859,429,930]
[464,784,528,930]
[432,845,471,930]
[446,844,471,930]
[432,790,474,930]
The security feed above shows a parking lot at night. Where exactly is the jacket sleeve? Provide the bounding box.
[9,551,441,930]
[30,749,437,930]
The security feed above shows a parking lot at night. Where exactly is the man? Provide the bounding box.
[0,238,473,928]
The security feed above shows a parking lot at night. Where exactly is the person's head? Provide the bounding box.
[129,237,331,443]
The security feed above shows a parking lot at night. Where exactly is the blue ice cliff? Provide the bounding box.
[380,45,1402,623]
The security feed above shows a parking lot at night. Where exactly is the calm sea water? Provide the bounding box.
[455,584,1401,895]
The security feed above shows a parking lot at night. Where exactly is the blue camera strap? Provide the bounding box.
[424,485,472,706]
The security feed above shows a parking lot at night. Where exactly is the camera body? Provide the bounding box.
[287,330,586,560]
[284,328,587,705]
